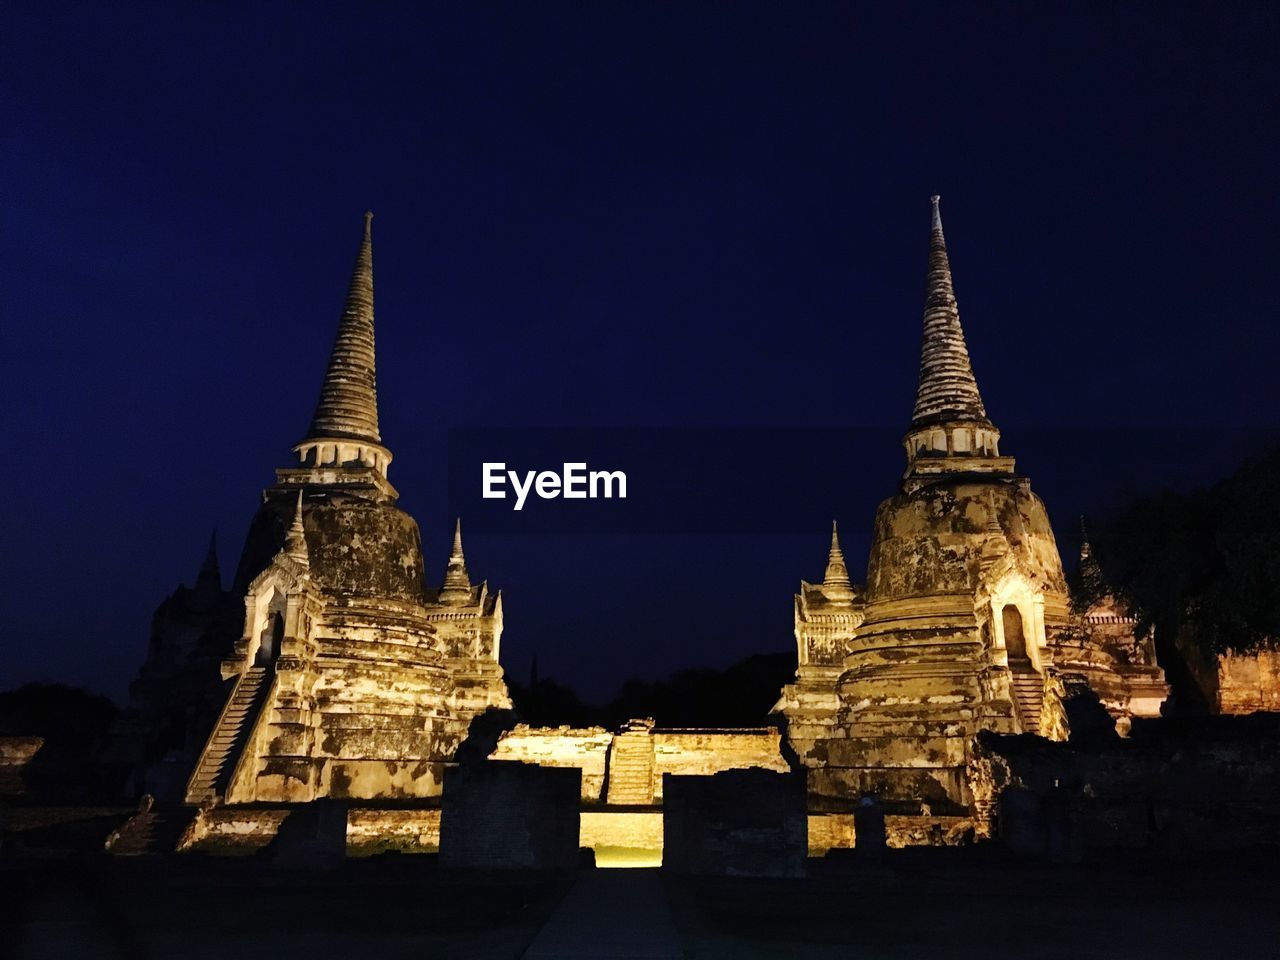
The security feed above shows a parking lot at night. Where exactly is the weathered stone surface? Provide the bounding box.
[179,805,291,853]
[237,492,428,606]
[303,212,381,445]
[345,807,441,854]
[175,218,507,823]
[663,768,807,877]
[267,800,348,868]
[579,810,663,863]
[776,524,863,764]
[491,725,613,801]
[1215,649,1280,714]
[0,737,43,797]
[970,715,1280,856]
[489,722,789,806]
[781,198,1168,816]
[439,761,581,869]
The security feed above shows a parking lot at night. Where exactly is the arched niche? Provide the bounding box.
[988,573,1048,672]
[247,586,287,667]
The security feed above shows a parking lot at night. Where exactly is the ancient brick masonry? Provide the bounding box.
[425,520,511,719]
[439,761,581,870]
[967,716,1280,857]
[912,196,990,428]
[663,768,808,877]
[777,197,1169,815]
[108,533,238,800]
[118,198,1193,859]
[183,213,509,808]
[306,211,382,443]
[774,523,862,763]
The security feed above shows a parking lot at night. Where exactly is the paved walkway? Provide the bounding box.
[522,869,683,960]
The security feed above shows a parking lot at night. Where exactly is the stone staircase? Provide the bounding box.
[606,729,655,805]
[1009,664,1045,735]
[105,801,194,856]
[186,667,270,803]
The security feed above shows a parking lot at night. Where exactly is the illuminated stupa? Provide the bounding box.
[184,214,508,806]
[783,197,1168,811]
[774,523,862,762]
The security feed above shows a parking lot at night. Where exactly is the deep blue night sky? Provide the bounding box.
[3,3,1278,701]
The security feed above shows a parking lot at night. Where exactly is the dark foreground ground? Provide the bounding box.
[3,851,1279,960]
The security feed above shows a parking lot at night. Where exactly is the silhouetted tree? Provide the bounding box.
[508,653,794,729]
[601,653,793,728]
[508,677,599,728]
[1092,446,1280,659]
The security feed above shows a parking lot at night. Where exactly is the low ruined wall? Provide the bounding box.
[807,812,973,853]
[347,807,441,854]
[580,810,663,852]
[664,769,807,877]
[439,761,581,869]
[808,813,855,854]
[490,726,611,801]
[181,805,444,855]
[971,714,1280,857]
[1218,650,1280,714]
[181,806,291,853]
[885,814,974,847]
[489,725,788,805]
[651,729,789,800]
[0,736,43,797]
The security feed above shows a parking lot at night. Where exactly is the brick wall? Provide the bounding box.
[1217,649,1280,714]
[439,761,581,869]
[663,768,807,877]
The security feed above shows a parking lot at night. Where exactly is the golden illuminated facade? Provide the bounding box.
[774,524,861,761]
[184,213,508,807]
[116,198,1195,856]
[778,197,1168,811]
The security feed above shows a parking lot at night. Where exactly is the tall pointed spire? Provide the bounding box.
[287,213,394,492]
[902,197,1012,481]
[304,212,381,445]
[438,518,473,604]
[822,521,855,602]
[910,196,990,430]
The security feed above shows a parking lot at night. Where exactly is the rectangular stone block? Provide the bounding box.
[439,760,581,869]
[663,768,807,877]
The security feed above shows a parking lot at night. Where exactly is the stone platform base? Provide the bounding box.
[178,805,444,855]
[808,812,975,853]
[175,804,976,858]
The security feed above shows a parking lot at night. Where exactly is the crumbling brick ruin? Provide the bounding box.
[105,198,1280,862]
[775,197,1169,817]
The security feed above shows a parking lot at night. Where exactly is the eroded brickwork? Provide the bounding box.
[182,215,507,812]
[778,198,1168,813]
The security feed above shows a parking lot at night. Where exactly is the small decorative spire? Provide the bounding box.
[911,195,991,430]
[822,521,855,602]
[438,518,473,604]
[284,492,309,564]
[303,212,381,445]
[196,529,220,588]
[1078,515,1104,595]
[978,491,1006,571]
[986,491,1003,535]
